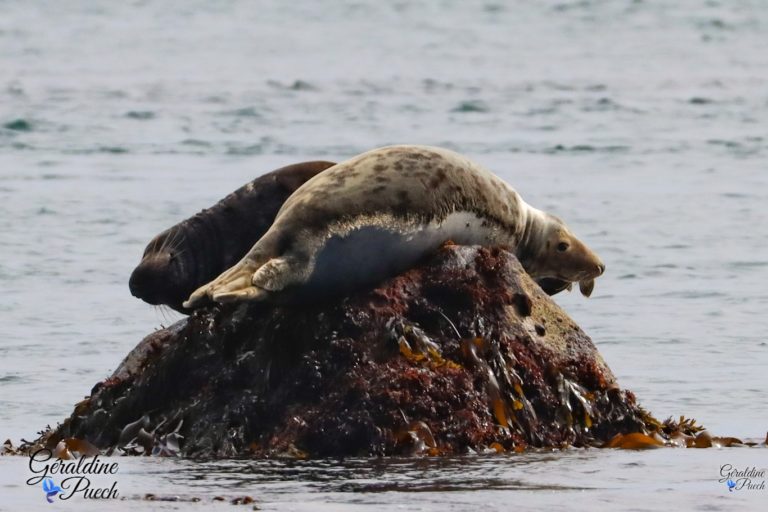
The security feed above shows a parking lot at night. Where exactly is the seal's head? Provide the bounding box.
[129,228,193,312]
[525,215,605,297]
[130,161,338,313]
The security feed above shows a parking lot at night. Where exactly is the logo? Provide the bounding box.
[26,449,119,502]
[41,477,62,503]
[719,464,766,492]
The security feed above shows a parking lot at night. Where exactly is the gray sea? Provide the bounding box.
[1,1,767,510]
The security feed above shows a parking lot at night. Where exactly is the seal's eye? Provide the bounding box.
[557,242,569,253]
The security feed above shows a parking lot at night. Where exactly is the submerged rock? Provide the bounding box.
[38,245,657,458]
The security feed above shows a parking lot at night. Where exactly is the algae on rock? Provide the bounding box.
[39,245,652,458]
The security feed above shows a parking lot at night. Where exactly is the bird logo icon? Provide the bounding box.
[42,477,62,503]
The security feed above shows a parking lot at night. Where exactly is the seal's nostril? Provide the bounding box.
[597,263,605,275]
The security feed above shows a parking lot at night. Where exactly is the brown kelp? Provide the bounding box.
[19,245,765,458]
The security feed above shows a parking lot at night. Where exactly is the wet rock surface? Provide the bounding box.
[39,245,656,458]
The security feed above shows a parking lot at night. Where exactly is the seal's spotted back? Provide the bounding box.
[184,145,604,308]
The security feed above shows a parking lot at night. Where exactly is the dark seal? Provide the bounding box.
[129,160,336,313]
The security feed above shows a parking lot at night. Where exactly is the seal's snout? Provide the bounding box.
[596,262,605,276]
[129,271,139,297]
[129,255,172,305]
[129,265,155,302]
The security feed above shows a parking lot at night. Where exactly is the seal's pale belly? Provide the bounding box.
[300,211,508,295]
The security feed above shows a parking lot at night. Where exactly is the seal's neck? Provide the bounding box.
[517,201,550,274]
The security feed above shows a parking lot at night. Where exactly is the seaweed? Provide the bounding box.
[20,246,740,458]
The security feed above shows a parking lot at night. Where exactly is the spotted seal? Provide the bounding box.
[129,160,336,313]
[184,145,605,307]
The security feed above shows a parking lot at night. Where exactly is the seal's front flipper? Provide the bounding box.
[183,259,262,308]
[206,260,268,303]
[211,257,292,303]
[579,279,595,297]
[537,277,573,296]
[213,286,268,303]
[250,257,293,292]
[184,283,212,309]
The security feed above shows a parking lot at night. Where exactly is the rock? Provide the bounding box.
[37,245,654,457]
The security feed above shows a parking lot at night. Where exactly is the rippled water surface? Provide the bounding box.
[1,0,767,510]
[1,449,767,511]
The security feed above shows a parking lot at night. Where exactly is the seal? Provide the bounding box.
[129,160,336,313]
[184,145,605,308]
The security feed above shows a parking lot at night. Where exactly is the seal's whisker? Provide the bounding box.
[161,304,178,325]
[159,227,183,255]
[155,234,169,255]
[160,229,179,255]
[171,227,184,247]
[159,304,175,323]
[167,233,187,256]
[171,246,188,258]
[152,305,167,326]
[149,236,161,253]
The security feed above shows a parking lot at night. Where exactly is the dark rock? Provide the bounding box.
[39,245,654,457]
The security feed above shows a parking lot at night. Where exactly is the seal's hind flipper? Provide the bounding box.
[536,277,573,296]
